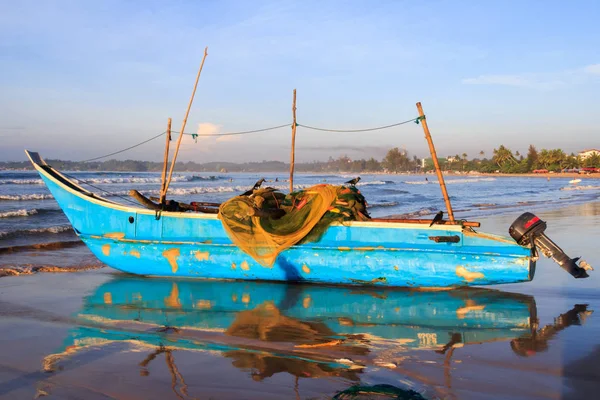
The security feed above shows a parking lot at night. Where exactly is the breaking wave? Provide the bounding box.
[560,185,600,191]
[0,193,54,201]
[356,180,395,186]
[0,225,73,239]
[0,209,39,218]
[0,179,43,185]
[369,201,399,209]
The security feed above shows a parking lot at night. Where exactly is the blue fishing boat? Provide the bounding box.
[21,154,509,286]
[26,148,591,287]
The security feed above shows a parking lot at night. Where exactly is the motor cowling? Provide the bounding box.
[509,212,592,279]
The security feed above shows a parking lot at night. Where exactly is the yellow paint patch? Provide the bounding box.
[295,339,342,348]
[164,283,181,308]
[456,305,486,318]
[231,294,238,302]
[231,262,237,270]
[103,232,125,239]
[302,264,310,274]
[241,293,250,304]
[103,292,112,304]
[241,261,250,271]
[338,246,351,251]
[196,300,213,309]
[194,251,209,261]
[455,266,485,282]
[101,244,110,256]
[393,266,399,271]
[162,248,180,273]
[303,295,312,309]
[129,250,141,258]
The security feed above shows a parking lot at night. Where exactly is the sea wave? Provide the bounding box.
[0,193,54,201]
[560,185,600,191]
[0,209,39,218]
[0,225,73,239]
[356,180,395,186]
[0,179,43,185]
[368,201,399,208]
[403,177,497,185]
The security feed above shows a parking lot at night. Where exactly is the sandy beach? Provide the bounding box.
[1,200,599,399]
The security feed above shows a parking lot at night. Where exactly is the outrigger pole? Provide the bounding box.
[289,89,297,193]
[416,102,455,222]
[161,47,209,202]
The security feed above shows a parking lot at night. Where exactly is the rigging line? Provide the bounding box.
[173,123,291,137]
[58,170,142,207]
[296,117,420,133]
[80,131,167,162]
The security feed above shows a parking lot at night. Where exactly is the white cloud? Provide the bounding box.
[584,64,600,75]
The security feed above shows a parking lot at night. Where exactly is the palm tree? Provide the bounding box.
[492,145,516,167]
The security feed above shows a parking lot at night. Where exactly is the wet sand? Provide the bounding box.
[1,202,599,399]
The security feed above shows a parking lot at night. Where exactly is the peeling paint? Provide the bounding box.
[231,262,237,270]
[241,293,250,304]
[302,264,311,274]
[456,266,485,282]
[101,244,110,256]
[393,266,399,271]
[164,283,181,308]
[162,248,180,273]
[338,246,351,251]
[103,292,112,304]
[103,232,125,239]
[194,251,209,261]
[195,300,213,309]
[231,294,238,302]
[303,295,312,308]
[456,304,486,318]
[241,261,250,271]
[129,250,141,258]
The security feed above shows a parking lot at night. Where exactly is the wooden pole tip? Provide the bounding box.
[204,47,208,55]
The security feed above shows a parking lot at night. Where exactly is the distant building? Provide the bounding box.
[446,156,458,163]
[578,149,600,160]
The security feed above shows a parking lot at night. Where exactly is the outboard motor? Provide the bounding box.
[509,212,592,279]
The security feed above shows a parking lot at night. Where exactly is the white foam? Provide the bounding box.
[0,179,43,185]
[0,209,39,218]
[0,225,72,238]
[0,193,54,201]
[560,185,600,191]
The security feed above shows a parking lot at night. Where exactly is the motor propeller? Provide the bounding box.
[509,212,593,279]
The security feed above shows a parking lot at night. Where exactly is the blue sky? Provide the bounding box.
[1,0,599,163]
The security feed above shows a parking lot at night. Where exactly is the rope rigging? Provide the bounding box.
[80,131,167,162]
[297,116,421,133]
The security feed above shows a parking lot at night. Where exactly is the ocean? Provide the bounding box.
[1,170,599,269]
[1,170,600,399]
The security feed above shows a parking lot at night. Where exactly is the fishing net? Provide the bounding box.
[218,184,370,266]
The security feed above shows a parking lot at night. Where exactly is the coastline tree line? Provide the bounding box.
[1,145,598,173]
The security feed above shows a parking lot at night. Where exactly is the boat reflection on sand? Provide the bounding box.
[44,277,592,397]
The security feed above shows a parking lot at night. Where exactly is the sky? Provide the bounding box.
[1,0,599,163]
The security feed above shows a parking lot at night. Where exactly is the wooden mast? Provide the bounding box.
[163,47,208,199]
[416,102,455,222]
[159,117,172,204]
[289,89,297,193]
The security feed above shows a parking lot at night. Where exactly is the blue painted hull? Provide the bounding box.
[29,152,535,287]
[45,277,536,375]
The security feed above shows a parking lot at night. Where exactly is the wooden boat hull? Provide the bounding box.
[28,151,535,287]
